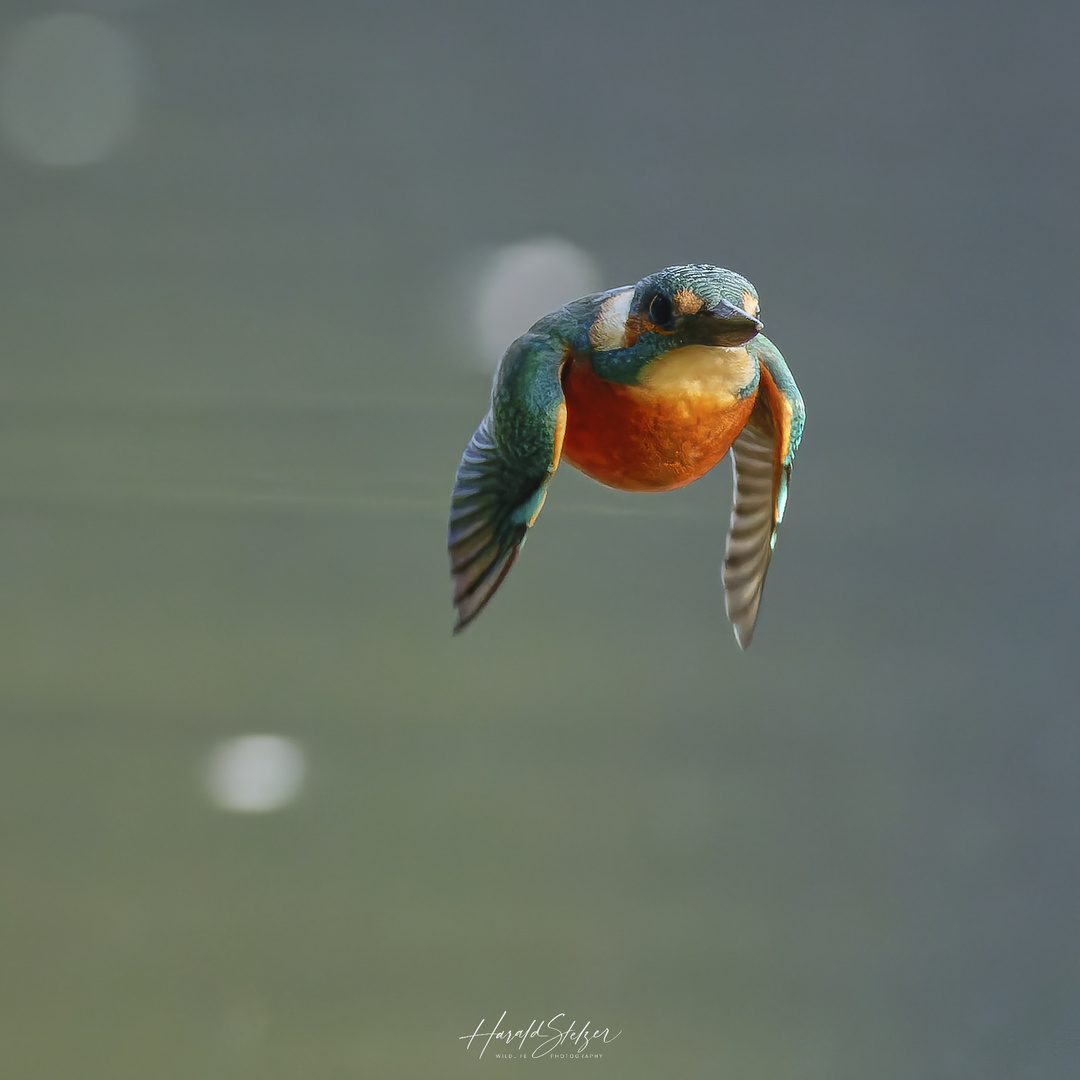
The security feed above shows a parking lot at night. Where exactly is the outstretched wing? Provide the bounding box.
[449,330,568,632]
[723,334,805,649]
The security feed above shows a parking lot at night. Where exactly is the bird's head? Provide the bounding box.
[626,264,763,348]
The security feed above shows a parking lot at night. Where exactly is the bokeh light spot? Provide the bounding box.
[472,237,601,368]
[204,735,306,813]
[0,14,142,167]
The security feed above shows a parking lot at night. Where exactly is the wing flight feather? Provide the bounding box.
[722,335,804,648]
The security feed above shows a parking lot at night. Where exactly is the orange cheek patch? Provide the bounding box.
[741,290,760,318]
[673,289,704,315]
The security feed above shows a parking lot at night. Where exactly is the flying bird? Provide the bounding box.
[448,264,804,648]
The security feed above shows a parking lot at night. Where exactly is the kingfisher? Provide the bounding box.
[448,264,804,648]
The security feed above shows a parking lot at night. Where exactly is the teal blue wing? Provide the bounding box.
[449,330,568,632]
[723,334,805,649]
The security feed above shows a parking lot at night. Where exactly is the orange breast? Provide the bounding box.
[561,353,758,492]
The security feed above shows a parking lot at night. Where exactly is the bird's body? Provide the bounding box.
[561,341,759,492]
[448,265,805,647]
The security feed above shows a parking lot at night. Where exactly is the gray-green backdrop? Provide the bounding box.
[2,1,1077,1077]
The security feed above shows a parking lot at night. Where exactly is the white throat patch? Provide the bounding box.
[588,287,634,351]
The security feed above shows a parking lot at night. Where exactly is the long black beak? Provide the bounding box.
[704,298,763,346]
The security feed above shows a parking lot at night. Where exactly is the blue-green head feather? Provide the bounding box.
[590,264,764,385]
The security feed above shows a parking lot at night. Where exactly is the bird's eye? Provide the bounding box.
[648,294,673,327]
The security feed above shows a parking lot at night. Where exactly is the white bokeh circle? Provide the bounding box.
[204,735,306,814]
[0,14,142,167]
[472,237,602,368]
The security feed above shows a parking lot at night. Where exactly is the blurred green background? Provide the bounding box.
[1,1,1078,1077]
